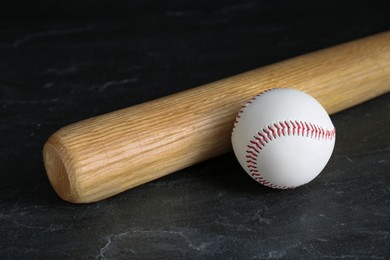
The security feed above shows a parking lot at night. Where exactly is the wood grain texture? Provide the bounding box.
[43,31,390,203]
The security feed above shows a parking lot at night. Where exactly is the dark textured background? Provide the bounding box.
[1,1,389,259]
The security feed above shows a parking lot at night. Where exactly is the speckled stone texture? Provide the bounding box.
[1,1,389,259]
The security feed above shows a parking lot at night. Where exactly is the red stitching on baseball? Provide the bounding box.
[246,155,257,161]
[243,121,335,189]
[249,140,262,150]
[273,123,281,137]
[258,132,268,143]
[232,89,272,133]
[246,150,258,157]
[253,136,266,147]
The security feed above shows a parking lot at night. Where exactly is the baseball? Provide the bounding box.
[231,88,336,189]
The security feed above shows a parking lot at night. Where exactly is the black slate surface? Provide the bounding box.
[1,1,390,259]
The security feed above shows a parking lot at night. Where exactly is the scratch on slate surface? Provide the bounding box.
[96,229,209,259]
[13,26,95,48]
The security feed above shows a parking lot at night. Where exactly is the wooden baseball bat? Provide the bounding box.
[44,32,390,203]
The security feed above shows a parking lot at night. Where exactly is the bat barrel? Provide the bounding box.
[44,31,390,203]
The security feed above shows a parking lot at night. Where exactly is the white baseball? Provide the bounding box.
[231,88,336,189]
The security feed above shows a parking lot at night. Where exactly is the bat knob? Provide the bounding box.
[44,136,78,203]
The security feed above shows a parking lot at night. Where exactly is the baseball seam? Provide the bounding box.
[232,89,336,189]
[245,120,336,189]
[233,89,272,130]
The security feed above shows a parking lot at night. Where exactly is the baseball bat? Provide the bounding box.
[44,31,390,203]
